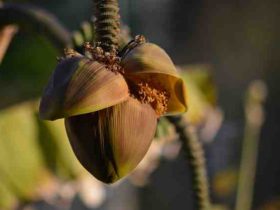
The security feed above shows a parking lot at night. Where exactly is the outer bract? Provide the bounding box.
[40,56,129,120]
[121,43,188,114]
[65,97,157,183]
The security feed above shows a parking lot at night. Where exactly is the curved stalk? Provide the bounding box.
[167,116,211,210]
[93,0,121,51]
[0,3,72,51]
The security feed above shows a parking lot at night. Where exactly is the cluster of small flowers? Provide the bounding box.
[84,42,124,74]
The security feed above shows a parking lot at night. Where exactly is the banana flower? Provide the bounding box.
[39,36,188,183]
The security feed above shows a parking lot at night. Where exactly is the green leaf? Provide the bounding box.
[0,102,49,200]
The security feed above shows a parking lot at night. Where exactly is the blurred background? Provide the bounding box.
[0,0,280,209]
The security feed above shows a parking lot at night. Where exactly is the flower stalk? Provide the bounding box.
[93,0,121,52]
[167,116,211,210]
[0,3,72,50]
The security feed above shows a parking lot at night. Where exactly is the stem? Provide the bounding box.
[93,0,121,51]
[0,3,72,51]
[167,116,211,210]
[234,81,267,210]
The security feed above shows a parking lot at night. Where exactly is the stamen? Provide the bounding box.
[135,82,169,116]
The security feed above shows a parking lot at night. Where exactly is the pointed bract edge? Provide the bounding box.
[39,56,130,120]
[126,72,188,115]
[121,43,179,77]
[65,97,157,183]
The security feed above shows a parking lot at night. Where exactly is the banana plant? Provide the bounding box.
[0,1,216,210]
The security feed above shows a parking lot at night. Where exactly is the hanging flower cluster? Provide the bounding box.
[39,35,188,183]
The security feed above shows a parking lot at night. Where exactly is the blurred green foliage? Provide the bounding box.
[180,65,217,125]
[0,102,48,207]
[0,101,83,209]
[0,33,58,108]
[0,29,82,208]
